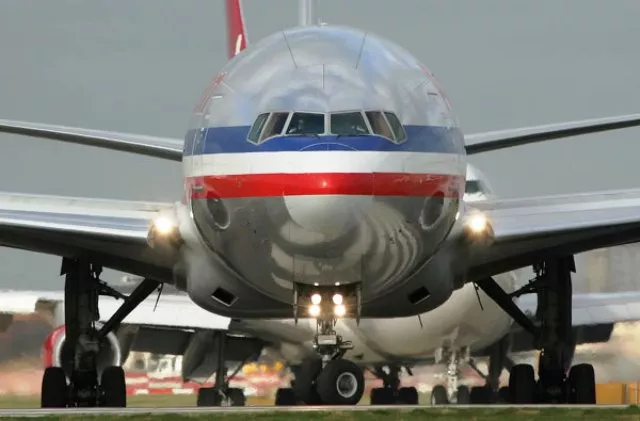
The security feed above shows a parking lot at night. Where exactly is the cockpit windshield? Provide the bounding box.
[247,110,407,143]
[330,112,369,136]
[286,112,325,135]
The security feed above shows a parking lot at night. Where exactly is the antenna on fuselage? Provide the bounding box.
[299,0,319,26]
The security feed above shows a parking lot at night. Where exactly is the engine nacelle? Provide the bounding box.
[41,325,122,378]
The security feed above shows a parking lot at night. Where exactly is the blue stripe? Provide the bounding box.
[183,125,464,156]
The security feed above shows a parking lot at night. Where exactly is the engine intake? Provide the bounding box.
[41,324,122,377]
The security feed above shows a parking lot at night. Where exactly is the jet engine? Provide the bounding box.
[41,325,122,377]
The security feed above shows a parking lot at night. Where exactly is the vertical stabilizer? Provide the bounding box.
[225,0,248,59]
[298,0,318,26]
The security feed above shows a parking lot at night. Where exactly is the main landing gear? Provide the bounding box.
[275,284,366,406]
[475,256,596,404]
[196,332,247,407]
[41,258,161,408]
[369,365,419,405]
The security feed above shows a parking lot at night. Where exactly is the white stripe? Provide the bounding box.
[183,151,464,177]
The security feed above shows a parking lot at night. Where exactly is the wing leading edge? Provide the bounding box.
[467,189,640,280]
[0,119,183,161]
[0,192,177,282]
[465,113,640,155]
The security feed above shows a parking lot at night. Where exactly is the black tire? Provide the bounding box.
[227,387,246,406]
[569,364,596,404]
[100,366,126,407]
[315,359,365,405]
[470,386,491,404]
[41,367,67,408]
[456,385,471,404]
[509,364,536,404]
[275,387,298,406]
[197,387,221,406]
[430,384,448,405]
[498,386,510,403]
[370,387,395,405]
[398,387,419,405]
[293,358,323,404]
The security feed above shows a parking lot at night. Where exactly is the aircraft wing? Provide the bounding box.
[0,192,177,281]
[0,119,183,161]
[464,113,640,155]
[467,189,640,280]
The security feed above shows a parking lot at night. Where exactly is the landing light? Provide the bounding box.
[467,213,488,234]
[334,304,346,317]
[311,293,322,305]
[309,304,321,317]
[153,216,176,235]
[332,293,343,305]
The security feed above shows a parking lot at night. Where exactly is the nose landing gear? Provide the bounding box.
[276,283,366,405]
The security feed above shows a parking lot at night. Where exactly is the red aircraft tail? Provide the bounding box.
[226,0,248,59]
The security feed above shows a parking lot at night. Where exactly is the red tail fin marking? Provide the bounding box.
[226,0,248,60]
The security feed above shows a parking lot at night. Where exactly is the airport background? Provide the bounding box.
[2,244,640,404]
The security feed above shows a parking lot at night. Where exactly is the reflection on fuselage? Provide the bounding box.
[181,25,467,316]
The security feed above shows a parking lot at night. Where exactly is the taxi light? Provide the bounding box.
[309,304,321,317]
[334,304,346,317]
[311,293,322,305]
[332,293,343,305]
[467,213,488,234]
[153,216,176,235]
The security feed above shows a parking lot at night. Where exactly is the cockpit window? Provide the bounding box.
[465,180,484,195]
[286,112,325,135]
[383,112,407,142]
[330,112,370,136]
[248,113,270,143]
[365,111,394,139]
[259,112,289,141]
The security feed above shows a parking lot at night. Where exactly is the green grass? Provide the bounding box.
[0,407,639,421]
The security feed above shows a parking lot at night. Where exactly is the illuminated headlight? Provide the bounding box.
[332,294,343,305]
[311,293,322,305]
[468,213,488,234]
[334,304,346,317]
[147,214,182,249]
[309,304,321,317]
[153,216,176,235]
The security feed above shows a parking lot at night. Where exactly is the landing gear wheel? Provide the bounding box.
[569,364,596,404]
[370,387,395,405]
[41,367,68,408]
[456,385,470,404]
[498,386,510,403]
[100,366,126,407]
[470,386,491,404]
[398,386,419,405]
[197,387,222,407]
[430,384,448,405]
[316,360,365,405]
[275,388,298,405]
[293,358,322,404]
[227,388,246,406]
[509,364,536,404]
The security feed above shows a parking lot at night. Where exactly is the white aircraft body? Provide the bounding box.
[3,0,640,408]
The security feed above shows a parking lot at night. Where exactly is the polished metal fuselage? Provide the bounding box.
[179,25,467,319]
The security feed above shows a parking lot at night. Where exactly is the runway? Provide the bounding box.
[0,404,631,417]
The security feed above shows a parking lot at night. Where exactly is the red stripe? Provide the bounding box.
[188,173,463,199]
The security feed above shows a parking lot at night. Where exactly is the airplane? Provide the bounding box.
[4,163,640,407]
[3,0,640,409]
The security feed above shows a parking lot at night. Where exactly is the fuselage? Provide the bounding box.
[179,24,467,319]
[241,168,520,366]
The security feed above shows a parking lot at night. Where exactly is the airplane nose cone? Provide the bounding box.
[284,194,372,235]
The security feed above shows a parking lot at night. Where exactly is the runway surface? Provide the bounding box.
[0,404,631,417]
